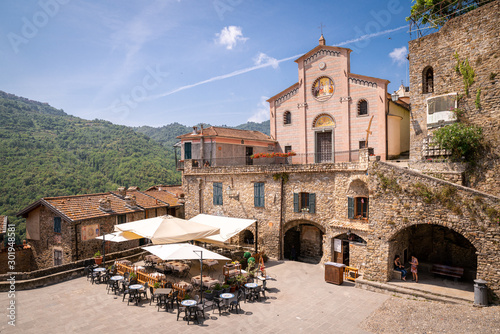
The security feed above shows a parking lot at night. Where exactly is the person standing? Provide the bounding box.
[410,256,419,283]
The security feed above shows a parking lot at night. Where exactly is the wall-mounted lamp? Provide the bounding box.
[391,93,399,102]
[226,186,239,200]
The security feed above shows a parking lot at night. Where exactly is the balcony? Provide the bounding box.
[177,149,370,174]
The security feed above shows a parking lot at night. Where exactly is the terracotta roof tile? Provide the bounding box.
[144,190,182,206]
[121,190,170,209]
[44,193,141,222]
[177,126,274,142]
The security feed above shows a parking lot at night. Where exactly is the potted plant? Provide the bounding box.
[94,251,103,265]
[203,289,214,300]
[129,272,138,284]
[222,284,230,293]
[153,282,161,291]
[213,283,222,296]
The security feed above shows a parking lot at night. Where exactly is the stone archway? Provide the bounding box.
[283,220,325,264]
[389,224,478,282]
[331,232,367,269]
[240,229,254,245]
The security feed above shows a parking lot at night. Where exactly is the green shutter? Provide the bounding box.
[260,183,265,207]
[293,193,299,213]
[214,182,222,205]
[254,183,258,207]
[348,197,354,219]
[309,193,316,213]
[184,142,192,159]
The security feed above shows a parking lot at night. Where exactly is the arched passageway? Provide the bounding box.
[240,230,254,245]
[284,223,324,264]
[390,224,477,282]
[331,233,367,267]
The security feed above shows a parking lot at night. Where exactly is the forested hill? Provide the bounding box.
[0,91,180,243]
[134,120,270,148]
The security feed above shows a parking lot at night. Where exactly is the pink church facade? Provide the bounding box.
[268,36,390,163]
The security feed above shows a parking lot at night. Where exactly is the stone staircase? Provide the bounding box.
[355,277,474,305]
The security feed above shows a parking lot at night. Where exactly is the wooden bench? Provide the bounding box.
[431,264,464,280]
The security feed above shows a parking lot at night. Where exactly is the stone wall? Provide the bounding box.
[0,247,36,274]
[408,0,500,195]
[366,161,500,301]
[182,159,369,262]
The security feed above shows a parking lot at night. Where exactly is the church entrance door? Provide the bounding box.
[316,131,332,163]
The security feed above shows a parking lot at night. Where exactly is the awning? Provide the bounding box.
[189,214,256,245]
[114,215,220,244]
[95,231,141,242]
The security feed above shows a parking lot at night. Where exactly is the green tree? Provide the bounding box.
[407,0,486,28]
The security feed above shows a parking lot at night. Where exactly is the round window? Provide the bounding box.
[312,76,334,102]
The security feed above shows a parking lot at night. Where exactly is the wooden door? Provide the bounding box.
[316,132,332,163]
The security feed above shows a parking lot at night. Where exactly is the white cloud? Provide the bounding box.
[254,52,279,69]
[215,26,248,50]
[248,96,270,123]
[389,46,408,66]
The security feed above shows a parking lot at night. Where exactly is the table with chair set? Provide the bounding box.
[127,284,144,305]
[191,275,220,289]
[107,275,124,294]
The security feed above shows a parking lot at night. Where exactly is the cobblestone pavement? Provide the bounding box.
[360,296,500,334]
[1,260,498,334]
[0,260,387,334]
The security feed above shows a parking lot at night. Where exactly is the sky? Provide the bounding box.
[0,0,413,128]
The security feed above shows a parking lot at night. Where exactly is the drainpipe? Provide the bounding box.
[74,222,80,262]
[279,173,284,260]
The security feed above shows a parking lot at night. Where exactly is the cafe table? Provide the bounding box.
[181,300,199,324]
[220,292,235,307]
[93,267,106,272]
[128,284,144,305]
[109,275,124,294]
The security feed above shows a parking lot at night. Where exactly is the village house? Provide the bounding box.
[16,186,183,270]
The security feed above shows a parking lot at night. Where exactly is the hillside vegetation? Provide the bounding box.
[0,91,180,243]
[0,91,270,244]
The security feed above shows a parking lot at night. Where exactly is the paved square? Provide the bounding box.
[0,260,389,333]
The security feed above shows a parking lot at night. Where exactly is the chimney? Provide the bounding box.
[124,195,137,208]
[128,186,139,191]
[200,124,204,134]
[117,187,126,197]
[98,197,112,212]
[192,126,198,134]
[319,34,326,46]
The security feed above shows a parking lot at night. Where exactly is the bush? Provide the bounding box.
[431,123,483,162]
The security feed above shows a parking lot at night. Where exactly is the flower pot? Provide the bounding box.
[94,256,103,265]
[230,286,236,293]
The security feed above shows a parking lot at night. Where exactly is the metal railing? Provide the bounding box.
[177,150,361,169]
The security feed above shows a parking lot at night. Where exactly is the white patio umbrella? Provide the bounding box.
[96,231,141,242]
[142,243,230,261]
[114,215,220,244]
[189,214,256,245]
[142,243,230,301]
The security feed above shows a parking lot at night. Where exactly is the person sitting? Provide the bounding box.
[394,255,407,281]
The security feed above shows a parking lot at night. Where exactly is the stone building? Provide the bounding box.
[267,35,410,163]
[408,0,500,195]
[176,126,276,167]
[17,186,183,270]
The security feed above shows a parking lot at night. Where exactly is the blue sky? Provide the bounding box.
[0,0,412,127]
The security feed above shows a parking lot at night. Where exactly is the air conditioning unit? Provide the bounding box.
[426,93,457,128]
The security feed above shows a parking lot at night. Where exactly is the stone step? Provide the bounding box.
[355,278,473,305]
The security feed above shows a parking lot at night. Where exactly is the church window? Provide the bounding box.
[422,66,434,94]
[284,111,291,125]
[357,99,368,116]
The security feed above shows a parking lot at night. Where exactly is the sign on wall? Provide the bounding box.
[81,224,100,241]
[333,238,342,253]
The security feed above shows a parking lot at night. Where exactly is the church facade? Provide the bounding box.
[268,35,406,163]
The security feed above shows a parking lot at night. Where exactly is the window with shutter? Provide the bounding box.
[308,193,316,213]
[293,193,299,213]
[213,182,223,206]
[54,217,61,233]
[254,183,265,207]
[347,197,354,219]
[184,142,192,159]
